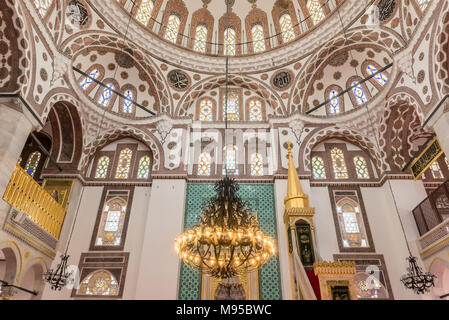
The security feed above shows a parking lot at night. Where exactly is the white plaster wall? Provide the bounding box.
[121,186,151,299]
[135,179,186,299]
[41,186,103,300]
[309,186,340,261]
[361,183,422,300]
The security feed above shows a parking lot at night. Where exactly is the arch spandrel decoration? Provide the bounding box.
[79,126,162,173]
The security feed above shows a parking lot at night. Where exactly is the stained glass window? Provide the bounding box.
[367,65,388,85]
[25,151,41,177]
[95,156,110,179]
[331,147,348,179]
[96,197,127,246]
[34,0,52,17]
[352,81,367,105]
[199,99,213,121]
[354,156,370,179]
[223,146,238,175]
[135,0,154,26]
[307,0,326,25]
[251,24,266,53]
[337,199,368,248]
[430,161,444,179]
[417,0,432,11]
[250,153,264,176]
[165,14,181,43]
[223,91,240,121]
[280,14,295,43]
[198,152,211,176]
[194,24,208,53]
[248,99,263,121]
[355,272,388,299]
[123,90,133,113]
[77,270,119,296]
[137,156,150,179]
[98,83,114,107]
[224,27,236,56]
[115,148,132,179]
[329,89,340,114]
[312,156,326,179]
[80,69,99,90]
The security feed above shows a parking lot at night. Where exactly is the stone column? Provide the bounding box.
[134,179,186,299]
[0,101,36,217]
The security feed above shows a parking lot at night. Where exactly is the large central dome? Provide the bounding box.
[116,0,341,56]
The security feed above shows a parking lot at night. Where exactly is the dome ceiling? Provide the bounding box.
[116,0,341,56]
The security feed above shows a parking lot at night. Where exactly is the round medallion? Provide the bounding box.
[272,70,293,91]
[67,0,89,26]
[168,70,190,91]
[376,0,396,22]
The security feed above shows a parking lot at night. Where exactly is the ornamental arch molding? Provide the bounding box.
[433,0,449,98]
[175,74,287,118]
[290,26,402,114]
[62,31,172,114]
[79,126,163,172]
[301,126,383,173]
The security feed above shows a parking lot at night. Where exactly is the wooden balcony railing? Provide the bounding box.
[413,179,449,236]
[2,165,66,239]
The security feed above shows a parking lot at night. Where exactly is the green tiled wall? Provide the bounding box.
[178,183,282,300]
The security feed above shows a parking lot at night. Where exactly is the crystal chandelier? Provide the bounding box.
[400,256,436,294]
[175,177,276,279]
[43,254,72,291]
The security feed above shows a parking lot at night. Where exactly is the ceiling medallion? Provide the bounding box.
[272,70,293,90]
[175,177,276,279]
[376,0,396,22]
[67,0,89,26]
[168,69,190,90]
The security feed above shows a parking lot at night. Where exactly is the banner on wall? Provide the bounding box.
[410,136,443,181]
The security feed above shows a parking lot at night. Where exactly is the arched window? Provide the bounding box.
[198,152,211,176]
[330,147,348,179]
[279,13,295,43]
[367,65,388,85]
[98,84,114,107]
[307,0,326,25]
[80,69,99,90]
[417,0,432,11]
[115,148,133,179]
[77,270,119,296]
[250,153,264,176]
[193,24,208,53]
[123,90,133,113]
[430,161,444,179]
[353,156,370,179]
[95,197,127,246]
[248,99,263,121]
[355,272,389,299]
[137,156,151,179]
[224,27,236,56]
[312,156,326,179]
[352,81,367,105]
[25,151,42,177]
[336,199,368,248]
[95,156,110,179]
[223,91,240,121]
[34,0,52,17]
[135,0,154,26]
[199,99,213,121]
[223,146,238,175]
[251,24,266,53]
[165,14,181,43]
[328,89,341,114]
